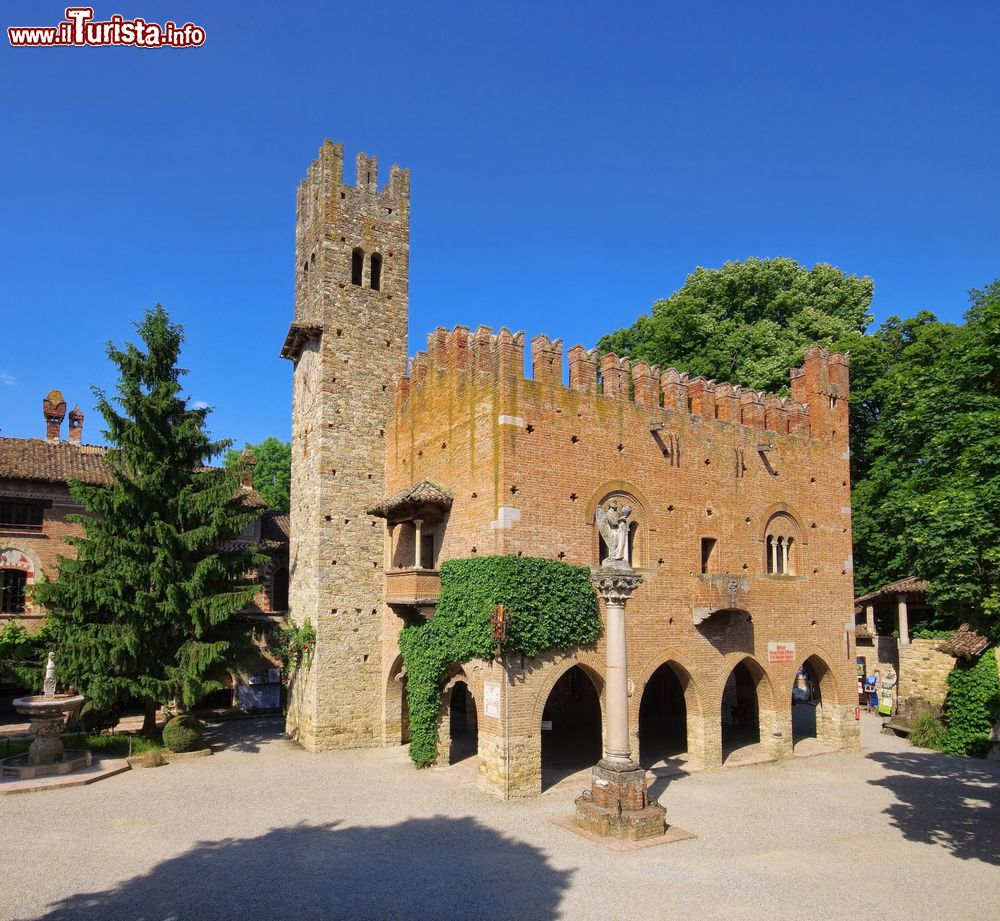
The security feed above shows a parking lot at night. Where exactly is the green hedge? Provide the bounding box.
[399,556,600,767]
[940,648,1000,757]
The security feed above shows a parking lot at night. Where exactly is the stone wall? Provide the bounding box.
[897,639,955,708]
[284,141,410,750]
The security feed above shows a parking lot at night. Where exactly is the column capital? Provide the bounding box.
[592,568,643,606]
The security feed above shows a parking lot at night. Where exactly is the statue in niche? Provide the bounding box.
[595,499,633,568]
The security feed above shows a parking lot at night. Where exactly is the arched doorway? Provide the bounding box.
[541,665,602,790]
[448,680,477,764]
[385,656,410,745]
[792,654,836,751]
[721,660,760,760]
[638,663,687,766]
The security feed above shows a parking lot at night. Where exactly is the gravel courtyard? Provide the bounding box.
[2,714,997,921]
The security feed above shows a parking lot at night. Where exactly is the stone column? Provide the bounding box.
[595,570,642,767]
[575,566,666,841]
[865,603,876,637]
[896,594,910,646]
[780,537,789,575]
[413,518,423,569]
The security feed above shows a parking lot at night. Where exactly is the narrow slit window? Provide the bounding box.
[351,247,364,286]
[370,253,382,291]
[701,537,717,574]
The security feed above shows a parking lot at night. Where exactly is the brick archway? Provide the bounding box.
[632,650,706,766]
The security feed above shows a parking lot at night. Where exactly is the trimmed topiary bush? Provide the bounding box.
[162,714,205,753]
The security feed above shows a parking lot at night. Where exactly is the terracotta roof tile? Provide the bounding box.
[366,479,453,519]
[0,438,111,486]
[855,576,930,605]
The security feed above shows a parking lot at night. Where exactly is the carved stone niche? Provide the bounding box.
[692,574,751,625]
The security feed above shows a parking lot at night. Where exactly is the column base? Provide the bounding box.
[575,761,667,841]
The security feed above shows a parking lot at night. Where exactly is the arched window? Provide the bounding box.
[351,247,364,286]
[271,567,289,612]
[764,513,800,575]
[0,568,27,614]
[594,491,645,568]
[370,253,382,291]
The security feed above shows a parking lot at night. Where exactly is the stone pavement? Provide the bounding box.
[1,713,997,921]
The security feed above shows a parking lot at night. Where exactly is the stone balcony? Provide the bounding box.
[691,573,751,625]
[385,567,441,608]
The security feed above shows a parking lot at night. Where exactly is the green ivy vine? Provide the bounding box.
[399,556,600,767]
[940,648,1000,757]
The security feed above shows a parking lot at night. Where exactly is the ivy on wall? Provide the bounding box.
[399,556,600,767]
[940,648,1000,757]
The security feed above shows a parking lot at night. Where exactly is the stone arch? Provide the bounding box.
[584,480,653,569]
[441,668,478,766]
[531,652,607,725]
[631,649,706,765]
[383,653,409,746]
[718,653,784,762]
[789,647,845,749]
[537,659,604,791]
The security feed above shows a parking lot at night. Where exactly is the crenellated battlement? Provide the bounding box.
[296,139,410,230]
[396,325,850,440]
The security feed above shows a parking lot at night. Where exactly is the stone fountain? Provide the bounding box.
[2,651,91,779]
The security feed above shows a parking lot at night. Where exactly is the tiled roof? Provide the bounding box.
[855,576,930,605]
[261,510,290,547]
[367,479,453,518]
[938,624,990,660]
[0,438,111,486]
[0,440,286,548]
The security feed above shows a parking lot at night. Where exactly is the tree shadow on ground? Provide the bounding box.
[867,749,1000,865]
[200,715,284,753]
[32,816,573,921]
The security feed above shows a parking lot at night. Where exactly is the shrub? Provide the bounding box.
[400,556,600,767]
[77,701,120,734]
[162,715,205,753]
[908,710,945,750]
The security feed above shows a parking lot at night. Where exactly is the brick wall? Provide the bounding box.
[382,331,861,796]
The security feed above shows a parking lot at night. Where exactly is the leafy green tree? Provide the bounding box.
[598,257,873,393]
[851,284,999,637]
[224,436,291,513]
[34,306,266,733]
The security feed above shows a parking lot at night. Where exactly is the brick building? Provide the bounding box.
[282,140,861,797]
[0,392,290,642]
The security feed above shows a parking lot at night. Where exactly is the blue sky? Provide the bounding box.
[1,1,997,448]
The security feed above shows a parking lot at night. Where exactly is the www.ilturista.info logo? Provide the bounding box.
[8,7,205,48]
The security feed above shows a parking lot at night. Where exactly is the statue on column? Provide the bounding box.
[595,499,633,568]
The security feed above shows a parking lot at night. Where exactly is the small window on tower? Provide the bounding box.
[370,253,382,291]
[351,248,364,286]
[701,537,717,574]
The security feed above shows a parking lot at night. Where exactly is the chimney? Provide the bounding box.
[240,448,257,488]
[68,405,84,445]
[43,390,67,442]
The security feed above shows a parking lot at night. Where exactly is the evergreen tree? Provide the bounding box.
[34,306,266,733]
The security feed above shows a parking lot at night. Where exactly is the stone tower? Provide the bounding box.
[280,140,410,750]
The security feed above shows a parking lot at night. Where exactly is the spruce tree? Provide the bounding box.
[34,306,266,733]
